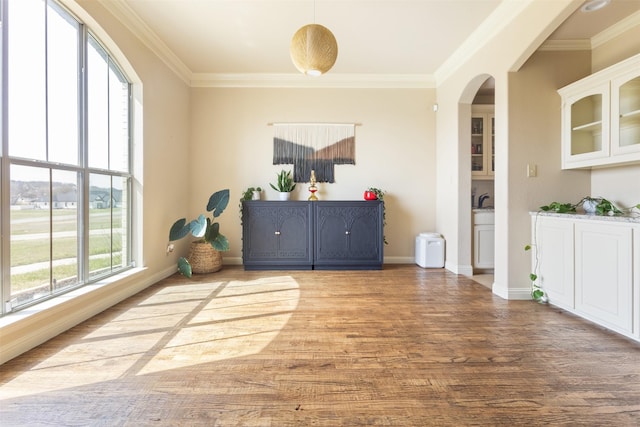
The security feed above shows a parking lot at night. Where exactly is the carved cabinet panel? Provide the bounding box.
[314,202,383,269]
[241,201,313,270]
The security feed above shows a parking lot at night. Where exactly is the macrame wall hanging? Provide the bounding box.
[272,123,356,183]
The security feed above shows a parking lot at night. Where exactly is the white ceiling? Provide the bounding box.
[102,0,640,84]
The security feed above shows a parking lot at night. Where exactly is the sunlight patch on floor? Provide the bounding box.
[0,275,300,398]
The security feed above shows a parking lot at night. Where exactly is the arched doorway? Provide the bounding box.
[457,74,495,288]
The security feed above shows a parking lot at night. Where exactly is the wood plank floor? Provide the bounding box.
[1,265,639,426]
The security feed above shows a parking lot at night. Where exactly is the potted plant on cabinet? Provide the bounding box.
[241,186,262,201]
[168,188,230,277]
[270,170,296,200]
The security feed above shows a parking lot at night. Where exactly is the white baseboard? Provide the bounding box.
[492,284,532,300]
[445,261,474,276]
[224,256,420,266]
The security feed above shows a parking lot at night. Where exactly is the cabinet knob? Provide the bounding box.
[274,231,281,235]
[345,231,350,235]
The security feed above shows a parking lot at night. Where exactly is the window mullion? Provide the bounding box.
[80,23,88,284]
[1,0,9,314]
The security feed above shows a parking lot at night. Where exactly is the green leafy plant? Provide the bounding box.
[539,201,576,213]
[524,244,546,303]
[368,187,388,245]
[270,170,296,193]
[168,189,230,277]
[241,187,262,201]
[240,186,262,218]
[540,197,633,216]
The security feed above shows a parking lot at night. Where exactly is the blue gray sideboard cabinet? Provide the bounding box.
[241,200,384,270]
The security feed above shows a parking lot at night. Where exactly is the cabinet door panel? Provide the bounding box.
[315,202,383,267]
[473,224,494,269]
[242,202,312,268]
[535,217,574,310]
[247,214,279,258]
[575,222,633,334]
[315,210,349,260]
[349,211,379,258]
[278,211,312,258]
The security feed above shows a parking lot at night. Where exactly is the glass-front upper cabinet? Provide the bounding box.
[611,73,640,156]
[559,53,640,169]
[471,105,494,178]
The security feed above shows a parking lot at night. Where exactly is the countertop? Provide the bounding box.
[530,211,640,224]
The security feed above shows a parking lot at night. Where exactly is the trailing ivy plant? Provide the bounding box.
[368,187,388,245]
[539,201,576,213]
[524,243,546,303]
[540,197,638,216]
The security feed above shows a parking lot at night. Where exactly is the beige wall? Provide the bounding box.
[506,50,592,295]
[189,87,436,263]
[590,24,640,209]
[435,0,581,298]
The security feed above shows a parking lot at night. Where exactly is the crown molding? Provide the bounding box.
[98,0,192,85]
[190,73,436,89]
[98,1,434,89]
[434,0,532,85]
[97,1,435,89]
[592,9,640,49]
[538,39,591,51]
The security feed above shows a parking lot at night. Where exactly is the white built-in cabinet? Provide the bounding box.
[473,210,494,270]
[558,53,640,169]
[471,105,494,178]
[532,213,640,342]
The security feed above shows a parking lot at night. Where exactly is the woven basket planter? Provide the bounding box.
[187,241,222,274]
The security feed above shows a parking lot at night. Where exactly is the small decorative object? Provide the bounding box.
[308,169,318,201]
[364,190,377,200]
[582,198,598,214]
[168,188,230,278]
[270,169,296,200]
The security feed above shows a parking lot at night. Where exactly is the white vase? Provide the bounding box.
[583,199,598,214]
[278,192,291,201]
[252,190,261,200]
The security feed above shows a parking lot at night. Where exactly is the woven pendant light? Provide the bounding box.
[290,23,338,76]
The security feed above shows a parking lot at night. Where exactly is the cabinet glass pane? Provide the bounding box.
[570,94,603,155]
[618,77,640,148]
[471,117,484,172]
[491,117,495,173]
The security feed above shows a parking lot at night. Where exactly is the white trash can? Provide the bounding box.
[415,232,445,268]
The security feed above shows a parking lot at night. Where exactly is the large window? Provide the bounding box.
[1,0,133,313]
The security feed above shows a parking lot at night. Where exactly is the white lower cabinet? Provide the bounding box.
[473,211,494,270]
[574,222,633,335]
[533,214,639,341]
[534,217,574,310]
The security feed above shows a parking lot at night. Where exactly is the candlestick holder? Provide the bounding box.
[308,170,318,201]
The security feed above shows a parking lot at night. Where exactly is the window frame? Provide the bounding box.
[0,0,134,315]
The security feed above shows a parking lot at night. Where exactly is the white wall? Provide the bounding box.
[189,87,436,263]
